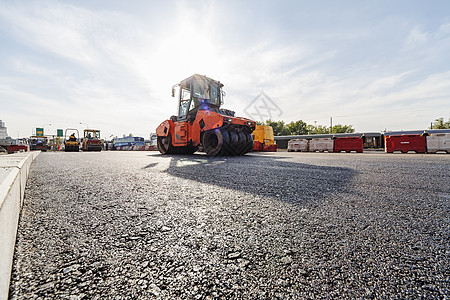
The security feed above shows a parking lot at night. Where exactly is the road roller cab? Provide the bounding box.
[156,74,256,156]
[82,129,102,151]
[64,128,80,152]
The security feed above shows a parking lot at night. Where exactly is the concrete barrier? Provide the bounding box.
[310,138,334,152]
[426,133,450,153]
[0,151,39,300]
[116,145,156,151]
[288,139,309,152]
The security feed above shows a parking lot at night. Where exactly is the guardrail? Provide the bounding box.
[0,151,39,300]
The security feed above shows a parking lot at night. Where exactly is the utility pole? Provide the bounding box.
[330,117,333,134]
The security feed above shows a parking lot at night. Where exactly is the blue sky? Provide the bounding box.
[1,0,449,139]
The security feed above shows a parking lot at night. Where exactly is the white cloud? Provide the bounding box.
[405,27,428,48]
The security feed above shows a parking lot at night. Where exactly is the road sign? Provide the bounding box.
[57,129,63,137]
[36,127,44,136]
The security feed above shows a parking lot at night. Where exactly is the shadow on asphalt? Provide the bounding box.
[153,153,356,205]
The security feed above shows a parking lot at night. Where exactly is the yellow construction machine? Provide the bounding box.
[252,125,278,152]
[82,129,102,151]
[64,128,80,152]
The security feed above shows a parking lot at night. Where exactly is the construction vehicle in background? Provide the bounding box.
[82,129,102,151]
[156,74,256,156]
[252,125,278,152]
[5,138,29,154]
[29,136,48,151]
[64,128,80,152]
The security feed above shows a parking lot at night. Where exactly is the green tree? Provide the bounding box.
[307,124,330,134]
[430,118,450,129]
[262,119,355,135]
[331,124,355,133]
[286,120,308,135]
[265,119,290,136]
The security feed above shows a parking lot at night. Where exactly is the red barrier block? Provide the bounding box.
[333,137,363,153]
[262,144,278,152]
[385,135,426,153]
[7,144,28,154]
[252,141,263,152]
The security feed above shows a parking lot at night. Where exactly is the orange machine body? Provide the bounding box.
[155,74,256,156]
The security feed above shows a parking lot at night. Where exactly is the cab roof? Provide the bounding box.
[180,74,224,89]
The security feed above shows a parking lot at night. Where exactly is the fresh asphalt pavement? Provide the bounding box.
[9,151,450,299]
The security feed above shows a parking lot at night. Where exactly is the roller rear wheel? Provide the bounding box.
[227,131,239,156]
[236,131,248,155]
[203,129,224,156]
[157,134,173,154]
[203,126,253,156]
[244,132,254,154]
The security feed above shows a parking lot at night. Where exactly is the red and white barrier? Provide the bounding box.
[288,139,309,152]
[426,133,450,153]
[115,145,155,151]
[334,137,363,153]
[310,138,333,152]
[385,135,426,153]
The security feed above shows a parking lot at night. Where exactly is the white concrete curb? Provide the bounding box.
[0,151,40,300]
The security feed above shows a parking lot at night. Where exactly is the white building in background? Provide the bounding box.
[0,119,14,148]
[0,120,10,139]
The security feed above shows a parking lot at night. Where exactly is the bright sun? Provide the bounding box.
[153,21,218,84]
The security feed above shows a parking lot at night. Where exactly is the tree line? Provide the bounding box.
[257,120,355,136]
[259,117,449,136]
[430,118,450,129]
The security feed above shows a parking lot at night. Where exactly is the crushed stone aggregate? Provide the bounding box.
[8,151,450,299]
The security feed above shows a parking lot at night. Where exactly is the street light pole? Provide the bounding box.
[329,116,349,134]
[330,117,332,134]
[79,122,89,129]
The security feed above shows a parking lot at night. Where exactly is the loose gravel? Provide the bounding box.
[9,151,450,299]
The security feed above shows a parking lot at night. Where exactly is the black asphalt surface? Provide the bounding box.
[9,151,450,299]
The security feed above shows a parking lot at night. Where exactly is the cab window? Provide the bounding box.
[179,88,191,118]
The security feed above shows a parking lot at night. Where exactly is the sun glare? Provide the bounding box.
[151,21,218,88]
